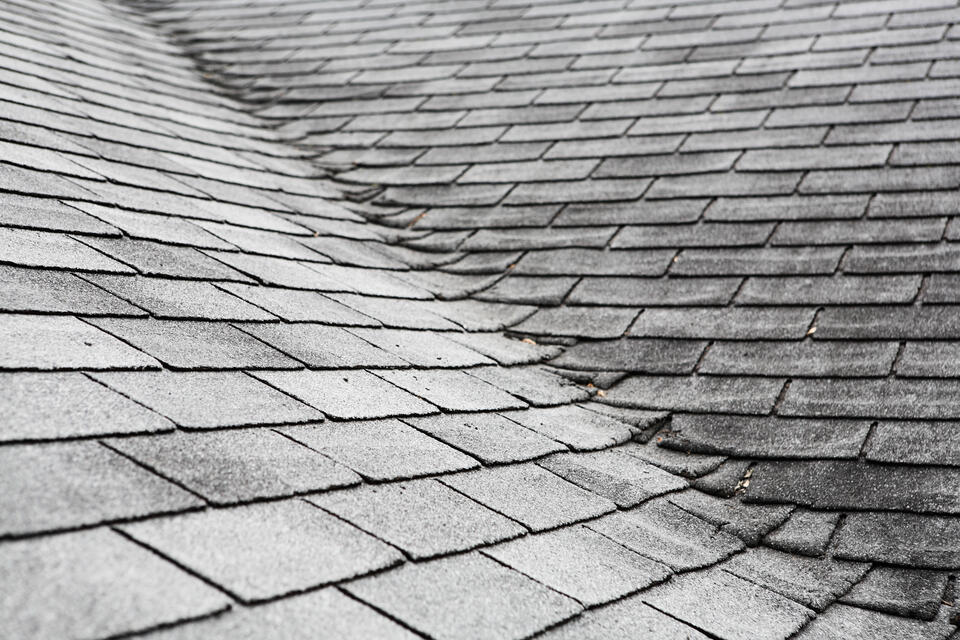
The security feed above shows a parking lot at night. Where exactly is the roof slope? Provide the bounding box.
[1,0,960,638]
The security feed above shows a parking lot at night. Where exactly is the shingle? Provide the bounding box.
[841,567,948,621]
[767,102,911,127]
[122,500,402,603]
[255,369,438,419]
[646,172,801,198]
[147,588,418,640]
[673,246,843,276]
[238,323,406,368]
[553,199,706,226]
[512,305,638,338]
[596,151,738,177]
[82,274,275,320]
[795,603,954,640]
[281,419,476,481]
[346,327,492,367]
[468,367,591,407]
[91,370,323,428]
[587,499,744,570]
[550,338,706,374]
[764,509,841,557]
[219,283,380,325]
[0,314,160,371]
[605,375,784,415]
[80,237,250,280]
[403,412,566,464]
[642,567,813,640]
[107,430,359,505]
[707,195,868,222]
[800,167,960,193]
[462,226,617,251]
[377,368,528,412]
[70,202,232,249]
[0,194,118,235]
[458,159,597,183]
[0,227,133,273]
[441,463,615,532]
[722,547,869,611]
[683,126,827,152]
[570,276,742,306]
[0,266,143,315]
[711,87,849,112]
[443,330,559,364]
[515,248,673,277]
[700,340,898,377]
[344,553,582,640]
[814,305,960,339]
[0,372,172,442]
[738,145,891,170]
[547,135,685,160]
[538,449,688,508]
[669,489,793,545]
[613,222,775,248]
[835,511,960,568]
[502,404,633,450]
[630,307,815,340]
[312,479,524,560]
[665,413,870,460]
[628,110,768,136]
[897,341,960,377]
[0,529,229,640]
[866,421,960,466]
[736,275,921,305]
[772,218,945,245]
[845,243,960,274]
[746,460,960,513]
[504,179,651,205]
[780,378,960,419]
[538,594,711,640]
[617,439,726,478]
[86,318,298,370]
[485,525,670,606]
[924,274,960,302]
[0,441,200,537]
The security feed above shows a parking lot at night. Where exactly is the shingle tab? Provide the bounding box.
[123,500,403,603]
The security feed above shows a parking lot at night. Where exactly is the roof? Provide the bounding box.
[1,0,959,638]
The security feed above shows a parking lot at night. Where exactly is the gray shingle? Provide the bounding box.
[281,419,477,481]
[512,306,638,338]
[403,411,566,464]
[699,340,899,377]
[0,227,133,273]
[346,327,492,367]
[736,275,921,305]
[107,430,359,505]
[86,318,298,370]
[538,594,710,640]
[587,499,744,570]
[746,460,960,514]
[705,195,867,221]
[312,479,524,560]
[570,277,743,306]
[642,567,813,640]
[344,553,582,640]
[764,509,841,557]
[795,604,955,640]
[0,441,200,537]
[662,414,870,460]
[502,405,634,451]
[841,567,948,621]
[605,375,785,415]
[0,314,160,371]
[255,369,437,419]
[722,547,869,611]
[0,266,144,315]
[83,274,275,320]
[147,588,418,640]
[0,529,229,640]
[485,525,670,606]
[218,283,380,325]
[630,307,815,340]
[441,463,616,532]
[377,368,527,412]
[538,449,688,508]
[866,421,960,466]
[672,246,844,276]
[781,378,960,419]
[835,511,960,568]
[814,305,960,339]
[91,370,323,428]
[81,237,251,280]
[123,500,403,603]
[239,323,406,368]
[0,372,172,442]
